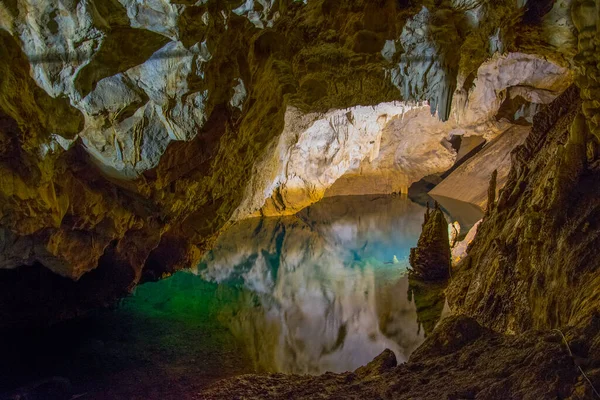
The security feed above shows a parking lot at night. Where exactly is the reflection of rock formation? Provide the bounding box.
[200,196,428,373]
[407,276,447,337]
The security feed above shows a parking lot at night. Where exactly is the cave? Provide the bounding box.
[1,0,599,399]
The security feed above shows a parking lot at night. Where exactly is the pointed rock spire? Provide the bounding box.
[409,203,451,281]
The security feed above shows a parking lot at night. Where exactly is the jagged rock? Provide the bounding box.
[354,349,397,379]
[448,86,600,334]
[445,82,600,399]
[409,203,451,281]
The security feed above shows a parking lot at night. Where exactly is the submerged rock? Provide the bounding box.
[409,203,451,281]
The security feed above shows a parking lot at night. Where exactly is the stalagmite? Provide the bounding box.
[409,202,451,281]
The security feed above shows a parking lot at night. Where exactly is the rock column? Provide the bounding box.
[409,202,451,281]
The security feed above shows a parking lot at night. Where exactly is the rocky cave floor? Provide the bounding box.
[202,315,592,400]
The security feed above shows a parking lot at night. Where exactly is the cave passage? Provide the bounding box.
[0,195,452,400]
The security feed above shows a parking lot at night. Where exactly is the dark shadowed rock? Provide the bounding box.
[409,203,451,281]
[354,349,397,379]
[486,169,498,214]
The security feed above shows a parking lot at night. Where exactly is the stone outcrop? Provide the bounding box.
[429,125,529,212]
[409,203,451,281]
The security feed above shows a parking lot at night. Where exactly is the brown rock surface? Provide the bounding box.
[408,203,451,281]
[429,125,530,211]
[0,0,580,331]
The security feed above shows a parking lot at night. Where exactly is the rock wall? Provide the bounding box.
[429,124,530,211]
[445,0,600,340]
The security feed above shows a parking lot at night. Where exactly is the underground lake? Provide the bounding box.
[0,195,456,400]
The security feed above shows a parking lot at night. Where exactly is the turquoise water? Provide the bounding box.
[1,195,445,400]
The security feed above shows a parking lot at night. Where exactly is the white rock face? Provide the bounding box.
[118,0,184,40]
[79,40,210,178]
[391,6,460,121]
[7,0,213,179]
[232,102,422,220]
[14,0,104,99]
[325,106,459,198]
[456,53,572,130]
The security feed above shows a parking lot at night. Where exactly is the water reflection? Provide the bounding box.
[407,277,448,337]
[197,195,439,374]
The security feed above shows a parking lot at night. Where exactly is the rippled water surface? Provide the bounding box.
[1,195,448,400]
